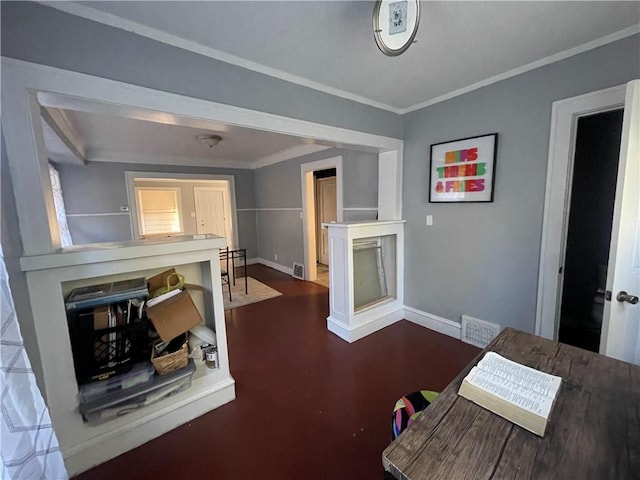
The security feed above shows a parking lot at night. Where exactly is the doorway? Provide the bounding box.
[313,168,337,287]
[126,172,238,248]
[557,110,624,352]
[301,157,343,283]
[194,185,233,243]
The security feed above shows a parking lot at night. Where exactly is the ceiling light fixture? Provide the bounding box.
[373,0,420,57]
[197,134,223,148]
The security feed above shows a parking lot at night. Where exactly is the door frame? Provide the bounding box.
[315,175,337,265]
[301,156,343,281]
[125,171,239,246]
[535,84,626,341]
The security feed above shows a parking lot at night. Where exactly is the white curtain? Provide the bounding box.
[48,163,73,248]
[0,248,67,479]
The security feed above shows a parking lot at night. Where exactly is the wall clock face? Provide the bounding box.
[373,0,420,56]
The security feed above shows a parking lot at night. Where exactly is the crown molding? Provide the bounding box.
[400,24,640,114]
[26,6,640,116]
[42,1,403,114]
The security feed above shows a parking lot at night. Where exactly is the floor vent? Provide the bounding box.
[292,262,305,280]
[461,315,501,348]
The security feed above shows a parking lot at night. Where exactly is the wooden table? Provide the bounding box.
[383,328,640,479]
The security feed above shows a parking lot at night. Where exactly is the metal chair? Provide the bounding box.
[220,247,232,301]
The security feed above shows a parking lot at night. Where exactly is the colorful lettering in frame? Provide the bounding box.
[429,133,498,203]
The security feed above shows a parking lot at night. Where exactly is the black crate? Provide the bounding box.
[67,305,151,385]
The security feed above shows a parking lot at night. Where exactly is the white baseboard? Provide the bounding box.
[403,306,461,340]
[327,300,404,343]
[246,257,260,266]
[252,257,294,276]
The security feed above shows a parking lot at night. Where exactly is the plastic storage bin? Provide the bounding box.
[78,361,155,403]
[79,359,196,425]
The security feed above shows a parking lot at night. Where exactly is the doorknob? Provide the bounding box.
[616,291,639,305]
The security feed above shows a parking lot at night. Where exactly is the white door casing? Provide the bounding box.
[124,172,239,247]
[301,156,343,281]
[536,84,626,340]
[316,176,337,265]
[194,186,233,246]
[600,80,640,363]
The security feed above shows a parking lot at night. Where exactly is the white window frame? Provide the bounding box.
[134,186,184,237]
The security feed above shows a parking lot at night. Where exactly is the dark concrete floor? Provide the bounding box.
[74,264,479,479]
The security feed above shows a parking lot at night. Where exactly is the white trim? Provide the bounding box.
[253,144,332,169]
[41,1,403,114]
[40,107,87,165]
[400,24,640,114]
[253,257,294,276]
[327,301,404,343]
[90,151,255,170]
[535,84,626,340]
[403,306,462,340]
[378,149,403,220]
[1,57,401,257]
[343,207,378,211]
[301,156,344,282]
[40,2,639,115]
[66,212,130,217]
[1,57,403,151]
[247,208,303,211]
[125,171,240,247]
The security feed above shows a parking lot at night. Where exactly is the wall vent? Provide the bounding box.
[461,315,501,348]
[292,262,305,280]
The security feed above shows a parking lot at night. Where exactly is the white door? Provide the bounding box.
[600,80,640,363]
[194,186,231,244]
[316,177,337,265]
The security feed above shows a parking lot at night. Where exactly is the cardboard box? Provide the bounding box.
[147,268,183,298]
[146,290,202,342]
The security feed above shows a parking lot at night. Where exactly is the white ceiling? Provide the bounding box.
[61,108,332,167]
[56,1,640,112]
[40,97,337,169]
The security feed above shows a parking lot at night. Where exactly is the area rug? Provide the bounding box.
[223,277,282,310]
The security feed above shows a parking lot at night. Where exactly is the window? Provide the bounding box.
[135,187,183,236]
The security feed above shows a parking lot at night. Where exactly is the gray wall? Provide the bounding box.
[1,1,403,139]
[402,34,640,333]
[254,148,378,269]
[1,134,44,391]
[57,162,259,257]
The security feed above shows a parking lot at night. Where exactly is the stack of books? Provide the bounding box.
[458,352,562,436]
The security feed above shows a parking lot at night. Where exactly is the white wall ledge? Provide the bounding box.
[20,234,226,272]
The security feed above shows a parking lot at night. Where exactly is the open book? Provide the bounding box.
[458,352,562,436]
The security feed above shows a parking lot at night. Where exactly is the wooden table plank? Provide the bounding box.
[383,328,640,480]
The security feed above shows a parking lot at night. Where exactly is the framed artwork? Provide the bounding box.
[429,133,498,203]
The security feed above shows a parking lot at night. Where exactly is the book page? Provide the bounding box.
[464,367,556,418]
[478,352,562,398]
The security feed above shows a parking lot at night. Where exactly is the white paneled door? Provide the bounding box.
[316,176,337,265]
[601,80,640,364]
[194,186,232,246]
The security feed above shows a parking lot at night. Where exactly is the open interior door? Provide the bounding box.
[601,80,640,364]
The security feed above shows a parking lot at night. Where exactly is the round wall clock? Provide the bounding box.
[373,0,420,56]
